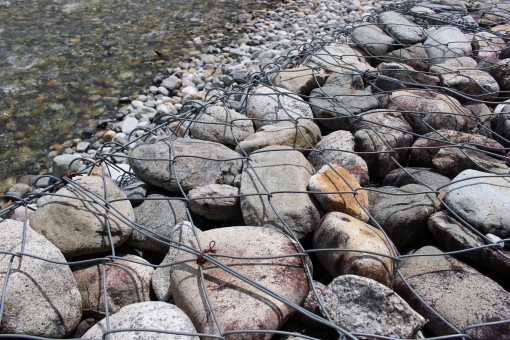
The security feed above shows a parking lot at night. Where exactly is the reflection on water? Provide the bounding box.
[0,0,272,186]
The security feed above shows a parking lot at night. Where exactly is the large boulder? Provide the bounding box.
[351,110,414,183]
[73,254,153,318]
[235,119,321,155]
[395,246,510,339]
[82,302,199,340]
[170,226,311,340]
[321,275,426,338]
[189,105,255,146]
[129,137,243,192]
[444,170,510,238]
[30,176,134,258]
[428,211,510,276]
[308,165,369,222]
[410,130,504,167]
[240,146,321,239]
[380,90,466,135]
[368,184,442,249]
[0,219,82,338]
[245,86,313,130]
[424,27,472,64]
[309,85,378,131]
[152,222,202,302]
[307,130,370,186]
[313,212,395,287]
[127,194,188,254]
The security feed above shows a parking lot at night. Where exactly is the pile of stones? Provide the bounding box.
[1,0,510,339]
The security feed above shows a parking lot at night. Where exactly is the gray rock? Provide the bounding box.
[440,69,499,102]
[81,302,199,340]
[121,117,139,134]
[52,153,83,178]
[377,62,440,87]
[271,65,326,95]
[171,226,310,339]
[472,31,505,60]
[428,211,510,276]
[378,11,427,44]
[236,119,321,155]
[0,219,82,338]
[351,110,414,183]
[322,275,426,339]
[444,169,510,238]
[189,105,254,146]
[73,319,96,338]
[380,90,466,135]
[351,24,395,56]
[462,102,494,130]
[240,146,321,239]
[127,194,188,254]
[424,27,472,64]
[120,180,147,205]
[306,43,374,73]
[395,246,510,339]
[489,59,510,93]
[382,167,451,190]
[76,142,90,153]
[385,43,429,72]
[307,130,370,186]
[410,130,505,167]
[129,137,243,192]
[30,176,134,258]
[324,71,364,90]
[152,222,201,302]
[493,112,510,147]
[246,86,314,130]
[188,184,242,220]
[432,146,509,177]
[368,184,442,249]
[309,85,379,131]
[313,212,395,287]
[73,254,153,318]
[161,75,182,91]
[429,57,477,72]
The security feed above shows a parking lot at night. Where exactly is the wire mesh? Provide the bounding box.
[1,0,510,339]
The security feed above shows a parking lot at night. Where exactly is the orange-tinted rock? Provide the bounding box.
[313,212,396,287]
[308,165,369,222]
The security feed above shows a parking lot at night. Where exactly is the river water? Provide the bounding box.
[0,0,275,190]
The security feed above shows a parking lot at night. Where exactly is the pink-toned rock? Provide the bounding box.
[308,165,369,222]
[73,254,153,318]
[170,226,311,340]
[313,212,396,287]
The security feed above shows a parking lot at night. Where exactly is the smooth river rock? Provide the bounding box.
[170,226,311,340]
[30,176,135,258]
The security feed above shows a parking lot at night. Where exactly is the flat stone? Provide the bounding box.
[271,65,326,95]
[129,137,243,192]
[382,167,451,190]
[428,211,510,276]
[306,43,374,73]
[313,212,395,286]
[236,119,321,155]
[351,110,414,183]
[351,24,395,56]
[322,275,426,338]
[324,72,364,90]
[432,146,509,177]
[309,165,369,222]
[188,184,242,220]
[0,219,82,338]
[73,254,153,318]
[82,302,199,340]
[307,130,369,186]
[385,43,429,72]
[440,69,499,102]
[246,85,313,130]
[30,176,134,258]
[240,146,321,239]
[395,246,510,339]
[378,11,427,44]
[152,222,201,302]
[368,184,442,249]
[126,194,188,254]
[171,226,311,339]
[444,169,510,238]
[377,62,440,87]
[309,86,379,131]
[189,105,254,146]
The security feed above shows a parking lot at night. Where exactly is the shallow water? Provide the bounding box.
[0,0,274,188]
